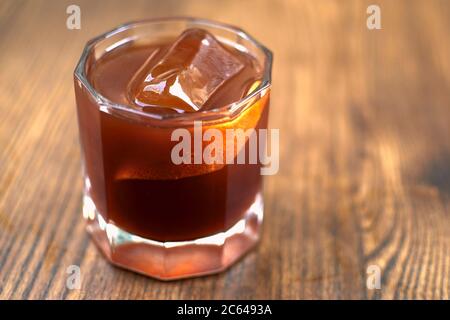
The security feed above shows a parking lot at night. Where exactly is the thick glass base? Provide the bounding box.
[83,194,263,280]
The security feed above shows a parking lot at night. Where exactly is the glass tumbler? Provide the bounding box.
[74,18,272,280]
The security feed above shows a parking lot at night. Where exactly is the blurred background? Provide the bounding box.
[0,0,449,299]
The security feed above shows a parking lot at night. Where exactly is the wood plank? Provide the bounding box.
[0,0,448,299]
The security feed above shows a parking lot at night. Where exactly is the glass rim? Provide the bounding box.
[74,17,273,122]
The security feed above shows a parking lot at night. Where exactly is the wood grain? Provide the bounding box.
[0,0,449,299]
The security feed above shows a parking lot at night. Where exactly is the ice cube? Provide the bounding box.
[128,28,245,113]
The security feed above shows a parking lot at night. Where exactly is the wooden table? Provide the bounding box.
[0,0,449,299]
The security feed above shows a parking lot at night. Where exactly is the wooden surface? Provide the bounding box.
[0,0,449,300]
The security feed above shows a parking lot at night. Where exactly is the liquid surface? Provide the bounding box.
[90,29,262,114]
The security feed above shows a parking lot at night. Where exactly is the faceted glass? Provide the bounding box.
[74,18,272,280]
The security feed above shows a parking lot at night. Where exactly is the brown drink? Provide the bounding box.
[74,18,272,279]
